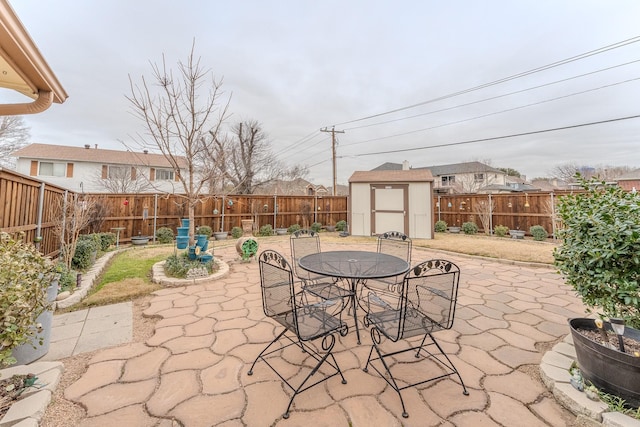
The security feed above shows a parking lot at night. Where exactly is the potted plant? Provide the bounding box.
[554,176,640,408]
[0,232,57,367]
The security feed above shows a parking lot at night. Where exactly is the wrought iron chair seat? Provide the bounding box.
[363,258,468,418]
[248,250,348,419]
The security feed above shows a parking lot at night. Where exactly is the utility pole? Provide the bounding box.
[320,126,344,195]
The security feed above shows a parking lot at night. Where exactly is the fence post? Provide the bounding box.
[35,182,45,248]
[60,190,68,253]
[273,194,277,230]
[153,194,158,243]
[551,192,556,240]
[488,193,493,235]
[221,195,226,232]
[437,195,441,221]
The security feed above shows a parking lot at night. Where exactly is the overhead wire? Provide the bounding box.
[342,59,640,132]
[327,35,640,127]
[340,76,640,147]
[347,114,640,158]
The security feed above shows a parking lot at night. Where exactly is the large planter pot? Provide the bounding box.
[275,228,288,235]
[196,234,209,252]
[176,236,189,249]
[213,231,227,241]
[177,226,189,237]
[509,230,525,239]
[131,236,149,246]
[241,219,254,236]
[570,318,640,408]
[448,226,460,234]
[11,281,59,365]
[236,237,258,260]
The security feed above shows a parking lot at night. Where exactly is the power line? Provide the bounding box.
[327,35,640,127]
[347,114,640,158]
[342,59,640,132]
[341,76,640,148]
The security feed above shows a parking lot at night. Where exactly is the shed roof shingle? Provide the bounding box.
[349,169,433,183]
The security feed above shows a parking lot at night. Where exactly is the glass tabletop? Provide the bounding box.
[298,250,410,280]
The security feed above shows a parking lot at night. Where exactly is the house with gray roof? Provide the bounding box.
[12,143,188,193]
[372,161,507,194]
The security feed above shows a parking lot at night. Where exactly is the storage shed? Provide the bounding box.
[348,169,434,239]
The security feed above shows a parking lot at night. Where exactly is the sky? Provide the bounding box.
[4,0,640,186]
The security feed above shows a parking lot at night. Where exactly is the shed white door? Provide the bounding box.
[371,184,408,235]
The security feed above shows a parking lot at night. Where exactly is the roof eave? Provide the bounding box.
[0,0,67,114]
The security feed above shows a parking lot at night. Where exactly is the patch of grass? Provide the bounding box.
[65,246,172,310]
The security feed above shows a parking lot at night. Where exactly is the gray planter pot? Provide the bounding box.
[131,236,149,246]
[448,226,460,234]
[275,228,288,235]
[509,230,525,239]
[11,281,58,365]
[213,231,228,240]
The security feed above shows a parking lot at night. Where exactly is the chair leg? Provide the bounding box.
[422,333,469,396]
[363,328,410,418]
[247,328,287,376]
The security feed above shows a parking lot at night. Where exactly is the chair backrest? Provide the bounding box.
[399,259,460,340]
[290,229,321,280]
[377,231,412,263]
[258,250,296,321]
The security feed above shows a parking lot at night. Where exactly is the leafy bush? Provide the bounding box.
[98,232,116,250]
[494,225,509,237]
[461,222,478,235]
[156,227,174,244]
[259,224,273,236]
[55,263,77,293]
[311,222,322,232]
[231,227,243,239]
[435,220,447,232]
[554,176,640,328]
[0,232,56,367]
[73,237,98,270]
[287,224,301,234]
[164,253,213,279]
[335,220,347,232]
[197,225,212,238]
[530,225,548,241]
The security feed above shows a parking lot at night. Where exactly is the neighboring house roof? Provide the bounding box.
[12,143,187,169]
[419,161,504,176]
[616,169,640,181]
[370,161,503,176]
[0,0,67,115]
[349,169,433,183]
[478,183,540,193]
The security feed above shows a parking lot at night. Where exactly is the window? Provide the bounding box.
[474,173,485,182]
[441,175,455,186]
[155,168,174,181]
[39,162,66,177]
[108,166,130,179]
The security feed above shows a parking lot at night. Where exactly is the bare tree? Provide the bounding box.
[52,194,97,270]
[549,162,580,182]
[0,116,30,168]
[473,198,495,235]
[92,166,152,193]
[220,119,306,194]
[126,42,231,243]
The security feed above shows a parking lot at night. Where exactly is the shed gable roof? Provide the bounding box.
[349,169,433,183]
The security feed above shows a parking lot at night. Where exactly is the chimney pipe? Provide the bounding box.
[144,150,148,154]
[95,144,98,149]
[84,144,90,149]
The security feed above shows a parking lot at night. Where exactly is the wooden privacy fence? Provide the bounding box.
[2,168,585,257]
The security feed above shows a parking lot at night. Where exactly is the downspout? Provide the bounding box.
[0,90,53,115]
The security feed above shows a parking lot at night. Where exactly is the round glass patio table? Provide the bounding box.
[299,250,410,344]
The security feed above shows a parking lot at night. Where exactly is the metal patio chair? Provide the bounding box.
[358,231,412,311]
[363,258,468,418]
[290,229,352,301]
[248,250,348,419]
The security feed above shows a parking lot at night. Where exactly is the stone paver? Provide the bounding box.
[35,240,640,426]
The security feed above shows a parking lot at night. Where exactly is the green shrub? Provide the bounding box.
[311,222,322,232]
[55,263,77,293]
[98,232,116,250]
[494,225,509,237]
[461,222,478,235]
[554,176,640,328]
[287,224,301,234]
[435,220,447,232]
[164,253,213,279]
[72,238,97,270]
[530,225,548,241]
[197,225,212,238]
[78,233,101,251]
[259,224,273,236]
[156,227,174,244]
[335,220,347,232]
[231,227,243,239]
